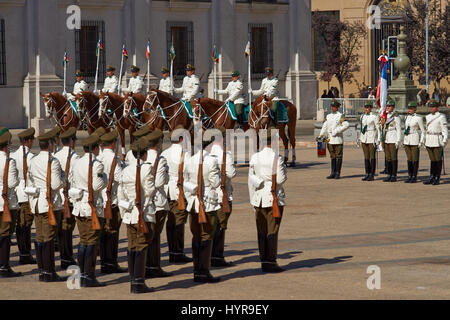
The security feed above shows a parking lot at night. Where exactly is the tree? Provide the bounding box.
[312,11,367,98]
[405,0,450,93]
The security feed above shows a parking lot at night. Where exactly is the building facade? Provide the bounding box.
[0,0,317,131]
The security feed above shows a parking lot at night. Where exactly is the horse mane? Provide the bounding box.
[153,89,179,104]
[198,98,225,108]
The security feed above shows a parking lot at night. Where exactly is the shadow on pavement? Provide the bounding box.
[290,162,324,170]
[283,255,352,271]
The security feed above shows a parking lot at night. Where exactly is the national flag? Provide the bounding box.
[63,51,69,66]
[376,54,389,120]
[146,41,150,60]
[244,41,251,58]
[211,46,219,64]
[122,44,129,60]
[169,42,176,61]
[96,40,103,56]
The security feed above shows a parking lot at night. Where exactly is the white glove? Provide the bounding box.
[441,140,447,148]
[395,142,399,149]
[225,98,230,103]
[376,139,381,146]
[213,88,218,93]
[248,90,253,96]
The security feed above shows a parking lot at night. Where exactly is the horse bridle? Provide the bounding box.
[44,95,75,129]
[192,100,229,130]
[145,91,185,131]
[248,98,271,129]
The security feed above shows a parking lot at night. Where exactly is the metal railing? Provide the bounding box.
[317,98,377,118]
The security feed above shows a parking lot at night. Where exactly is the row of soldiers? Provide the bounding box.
[318,99,448,185]
[71,64,282,126]
[0,124,287,294]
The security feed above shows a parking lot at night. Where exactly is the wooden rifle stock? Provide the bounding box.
[271,154,281,218]
[63,146,72,219]
[88,151,101,230]
[104,146,118,220]
[47,151,57,226]
[177,150,186,210]
[197,152,206,223]
[136,150,149,234]
[2,148,12,222]
[220,149,231,214]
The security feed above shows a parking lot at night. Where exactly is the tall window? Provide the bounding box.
[0,19,6,85]
[312,11,340,72]
[167,21,194,79]
[248,23,273,77]
[75,20,105,83]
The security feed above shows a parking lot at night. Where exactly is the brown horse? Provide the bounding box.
[74,91,109,133]
[144,89,192,131]
[98,91,136,156]
[249,95,297,167]
[41,92,79,131]
[123,92,148,128]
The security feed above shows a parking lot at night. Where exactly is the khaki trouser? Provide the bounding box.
[405,145,420,162]
[16,202,34,228]
[427,147,444,162]
[126,223,154,251]
[255,206,283,236]
[103,206,122,234]
[35,212,57,242]
[167,200,189,226]
[327,144,343,160]
[0,212,14,237]
[383,143,398,161]
[216,202,232,230]
[189,210,216,242]
[76,216,100,246]
[151,210,168,235]
[362,143,376,160]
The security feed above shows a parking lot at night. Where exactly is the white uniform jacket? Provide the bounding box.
[359,113,381,144]
[159,77,173,94]
[209,144,235,203]
[248,147,287,208]
[160,143,189,202]
[118,157,156,224]
[97,148,122,208]
[123,76,144,95]
[10,145,35,204]
[174,75,200,101]
[102,75,118,93]
[384,112,402,145]
[71,153,107,218]
[403,114,425,146]
[183,150,221,213]
[319,112,350,145]
[424,112,448,148]
[218,80,245,104]
[74,80,88,95]
[252,77,279,100]
[0,151,19,210]
[147,149,169,211]
[54,146,80,205]
[28,151,64,214]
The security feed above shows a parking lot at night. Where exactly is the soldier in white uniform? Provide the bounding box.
[118,137,156,294]
[145,129,172,278]
[423,99,448,185]
[71,133,107,287]
[317,99,350,179]
[10,128,36,265]
[53,127,79,269]
[28,130,65,282]
[125,126,152,165]
[183,134,221,283]
[382,100,402,182]
[122,65,144,95]
[0,128,22,278]
[215,70,245,126]
[159,67,173,94]
[359,101,381,181]
[403,101,425,183]
[174,64,200,112]
[161,125,193,263]
[252,67,282,124]
[248,128,287,273]
[207,127,236,267]
[102,65,118,94]
[97,130,127,274]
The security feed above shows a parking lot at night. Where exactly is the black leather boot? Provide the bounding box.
[131,249,153,294]
[128,250,135,287]
[110,232,127,273]
[77,244,87,286]
[34,241,44,281]
[327,159,336,179]
[383,161,392,182]
[334,158,343,179]
[192,240,201,277]
[99,232,108,273]
[17,226,35,265]
[362,160,370,181]
[367,158,376,181]
[194,240,220,283]
[41,240,66,282]
[83,245,104,287]
[0,236,22,278]
[411,161,419,183]
[405,161,413,183]
[171,224,192,263]
[166,222,176,262]
[390,160,398,182]
[433,160,442,185]
[262,233,285,273]
[146,233,172,278]
[211,228,233,267]
[60,229,76,270]
[257,234,267,263]
[423,162,435,185]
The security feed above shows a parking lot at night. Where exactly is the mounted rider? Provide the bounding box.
[251,67,281,125]
[122,65,144,95]
[215,70,245,126]
[102,65,118,94]
[159,67,173,95]
[174,64,200,119]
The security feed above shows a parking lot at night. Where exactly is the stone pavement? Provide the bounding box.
[1,122,450,299]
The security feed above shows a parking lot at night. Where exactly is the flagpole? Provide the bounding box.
[118,44,125,94]
[63,53,67,95]
[94,41,100,93]
[213,47,217,100]
[247,37,252,105]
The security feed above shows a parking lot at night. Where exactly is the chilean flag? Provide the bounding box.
[211,46,219,64]
[376,54,389,119]
[122,44,129,60]
[146,41,150,60]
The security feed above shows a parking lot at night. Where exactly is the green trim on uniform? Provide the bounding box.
[415,147,420,162]
[439,147,444,161]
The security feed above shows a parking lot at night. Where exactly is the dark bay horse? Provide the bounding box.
[249,95,297,167]
[123,92,148,128]
[74,91,109,133]
[41,92,79,131]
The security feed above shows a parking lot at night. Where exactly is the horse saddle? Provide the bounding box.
[181,100,194,119]
[243,104,251,123]
[225,102,238,121]
[269,101,289,123]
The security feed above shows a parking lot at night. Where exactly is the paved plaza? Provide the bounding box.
[1,121,450,300]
